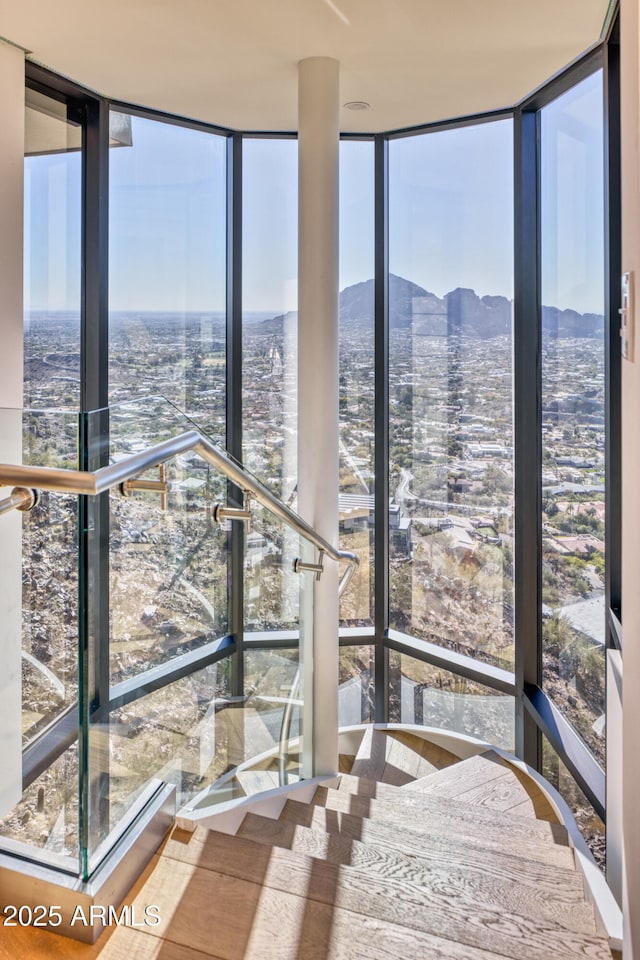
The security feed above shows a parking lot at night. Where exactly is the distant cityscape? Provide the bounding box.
[21,274,606,770]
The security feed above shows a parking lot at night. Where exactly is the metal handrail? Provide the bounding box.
[0,429,359,592]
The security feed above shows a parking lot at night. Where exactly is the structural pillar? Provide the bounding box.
[297,57,340,775]
[0,37,25,815]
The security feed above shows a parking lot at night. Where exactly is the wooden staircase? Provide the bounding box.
[2,729,617,960]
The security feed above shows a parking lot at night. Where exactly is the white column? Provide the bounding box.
[620,1,640,956]
[0,38,25,816]
[297,57,340,775]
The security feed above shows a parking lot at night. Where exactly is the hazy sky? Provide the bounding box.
[24,71,605,317]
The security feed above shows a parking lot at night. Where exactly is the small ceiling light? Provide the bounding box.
[344,100,370,111]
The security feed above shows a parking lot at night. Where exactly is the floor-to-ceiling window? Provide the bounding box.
[109,112,227,439]
[5,86,85,862]
[386,118,515,746]
[102,113,231,846]
[338,138,376,725]
[538,66,608,863]
[5,36,618,882]
[242,138,299,637]
[540,71,606,768]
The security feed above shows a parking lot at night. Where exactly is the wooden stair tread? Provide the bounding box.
[308,780,569,846]
[158,829,608,960]
[404,751,560,822]
[123,851,525,960]
[281,798,574,869]
[229,817,592,931]
[350,727,457,785]
[336,771,415,801]
[235,813,585,902]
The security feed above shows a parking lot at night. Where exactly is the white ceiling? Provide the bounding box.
[2,0,611,132]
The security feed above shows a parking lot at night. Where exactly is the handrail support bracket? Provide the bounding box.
[119,464,169,510]
[212,490,252,531]
[293,549,325,581]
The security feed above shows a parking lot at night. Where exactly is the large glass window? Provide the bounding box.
[388,652,515,751]
[242,138,298,499]
[388,120,515,672]
[24,88,82,409]
[22,91,83,753]
[542,735,605,868]
[109,113,227,441]
[339,139,375,626]
[242,138,298,632]
[10,56,618,882]
[540,71,606,768]
[339,645,375,726]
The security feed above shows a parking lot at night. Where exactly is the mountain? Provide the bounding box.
[541,305,604,339]
[258,276,604,340]
[445,288,511,338]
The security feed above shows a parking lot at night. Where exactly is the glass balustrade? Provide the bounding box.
[0,402,320,878]
[0,408,81,867]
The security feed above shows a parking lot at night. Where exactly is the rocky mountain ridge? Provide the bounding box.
[261,275,604,339]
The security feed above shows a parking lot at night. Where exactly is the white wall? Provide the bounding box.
[0,37,24,816]
[620,2,640,956]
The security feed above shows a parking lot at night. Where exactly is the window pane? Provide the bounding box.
[242,138,298,499]
[339,140,375,626]
[109,113,227,440]
[242,139,298,631]
[388,651,515,752]
[87,658,231,861]
[388,120,514,671]
[542,736,605,869]
[540,72,606,768]
[339,645,375,726]
[24,88,82,409]
[0,743,78,862]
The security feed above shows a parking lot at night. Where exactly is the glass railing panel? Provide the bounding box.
[0,742,79,868]
[244,505,301,632]
[16,410,80,745]
[388,651,515,752]
[0,409,81,869]
[182,538,316,816]
[22,488,79,743]
[73,403,230,688]
[339,645,375,726]
[243,646,301,785]
[108,460,229,686]
[83,658,232,874]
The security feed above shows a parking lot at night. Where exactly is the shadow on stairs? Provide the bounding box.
[1,728,619,960]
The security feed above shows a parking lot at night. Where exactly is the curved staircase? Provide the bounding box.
[2,728,618,960]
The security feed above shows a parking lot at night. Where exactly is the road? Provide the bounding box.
[395,469,507,517]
